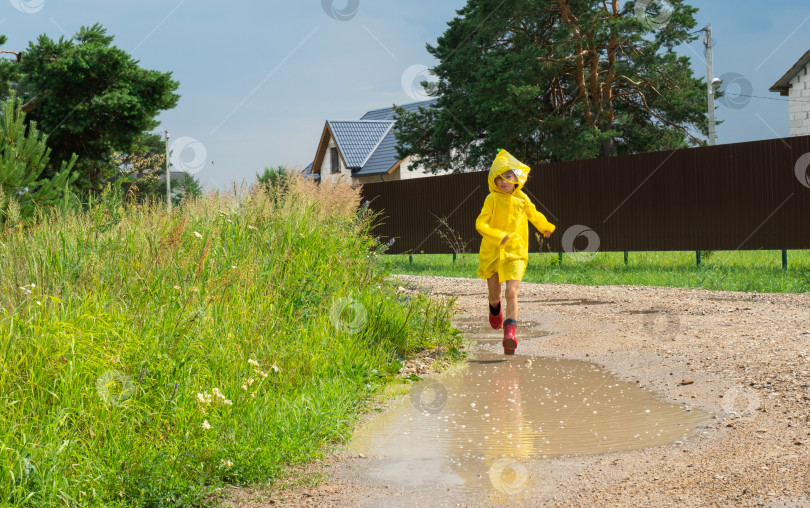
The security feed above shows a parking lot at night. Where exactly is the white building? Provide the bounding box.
[303,99,443,185]
[770,49,810,137]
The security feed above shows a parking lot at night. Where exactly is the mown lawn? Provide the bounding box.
[380,250,810,293]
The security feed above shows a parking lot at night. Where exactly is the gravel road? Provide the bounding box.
[227,275,810,508]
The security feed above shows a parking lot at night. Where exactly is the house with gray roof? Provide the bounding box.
[770,49,810,137]
[306,99,441,184]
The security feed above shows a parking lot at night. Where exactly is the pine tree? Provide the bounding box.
[0,96,77,221]
[171,172,203,207]
[1,24,179,193]
[395,0,707,172]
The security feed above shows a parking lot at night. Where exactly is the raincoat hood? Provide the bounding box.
[488,149,530,194]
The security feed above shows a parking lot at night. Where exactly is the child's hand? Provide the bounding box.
[544,230,553,238]
[500,234,510,245]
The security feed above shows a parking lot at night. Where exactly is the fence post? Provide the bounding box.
[409,254,413,265]
[782,249,787,271]
[696,251,701,266]
[558,251,563,265]
[453,252,457,264]
[624,251,628,266]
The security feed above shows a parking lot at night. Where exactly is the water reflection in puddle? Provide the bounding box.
[348,353,711,498]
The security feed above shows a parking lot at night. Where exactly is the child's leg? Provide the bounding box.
[486,274,502,305]
[504,280,521,320]
[486,273,504,329]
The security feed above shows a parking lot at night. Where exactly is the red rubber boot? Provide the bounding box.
[488,301,503,330]
[503,318,517,355]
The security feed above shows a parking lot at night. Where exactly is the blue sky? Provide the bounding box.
[2,0,809,189]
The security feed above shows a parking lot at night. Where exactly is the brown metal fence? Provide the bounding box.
[360,135,810,254]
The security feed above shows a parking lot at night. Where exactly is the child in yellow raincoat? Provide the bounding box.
[476,149,555,355]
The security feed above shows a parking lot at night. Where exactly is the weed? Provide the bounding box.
[0,176,458,506]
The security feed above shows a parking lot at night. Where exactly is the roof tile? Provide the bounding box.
[328,120,393,169]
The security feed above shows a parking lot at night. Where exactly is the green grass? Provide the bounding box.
[0,182,462,506]
[380,250,810,293]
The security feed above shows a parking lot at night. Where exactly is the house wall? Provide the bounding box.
[789,63,810,136]
[397,158,439,180]
[352,157,443,184]
[319,137,352,184]
[354,173,387,185]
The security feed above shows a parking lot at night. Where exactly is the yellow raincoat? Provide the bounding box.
[476,150,555,281]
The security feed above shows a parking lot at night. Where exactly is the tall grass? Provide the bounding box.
[382,250,810,293]
[0,176,460,506]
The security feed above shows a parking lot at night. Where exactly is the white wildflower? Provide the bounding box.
[173,285,181,290]
[221,459,233,468]
[223,399,232,406]
[270,364,280,373]
[258,370,268,379]
[247,378,254,386]
[248,359,259,368]
[202,420,211,430]
[193,231,203,238]
[248,225,257,230]
[241,384,248,391]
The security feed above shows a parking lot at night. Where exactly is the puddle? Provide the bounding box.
[453,317,551,342]
[348,353,711,498]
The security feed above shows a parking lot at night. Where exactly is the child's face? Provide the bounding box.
[495,170,518,193]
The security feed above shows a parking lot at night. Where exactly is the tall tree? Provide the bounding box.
[394,0,708,172]
[171,172,203,206]
[0,95,77,222]
[0,35,21,100]
[1,24,179,192]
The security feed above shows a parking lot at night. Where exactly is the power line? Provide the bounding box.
[728,94,810,103]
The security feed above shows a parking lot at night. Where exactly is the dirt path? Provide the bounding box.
[227,276,810,507]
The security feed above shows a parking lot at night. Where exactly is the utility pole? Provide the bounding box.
[165,130,171,210]
[704,24,717,146]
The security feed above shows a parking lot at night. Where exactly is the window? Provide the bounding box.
[330,147,340,173]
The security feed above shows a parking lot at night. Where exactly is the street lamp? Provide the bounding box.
[703,25,719,146]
